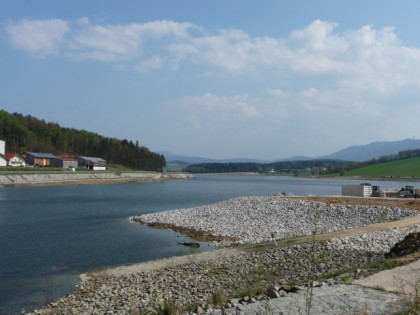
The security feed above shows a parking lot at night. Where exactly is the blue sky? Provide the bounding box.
[1,1,420,160]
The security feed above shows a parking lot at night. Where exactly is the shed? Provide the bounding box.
[26,152,58,167]
[342,183,373,197]
[5,153,26,167]
[77,156,107,171]
[51,157,78,169]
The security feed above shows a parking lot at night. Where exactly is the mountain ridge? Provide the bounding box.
[163,138,420,164]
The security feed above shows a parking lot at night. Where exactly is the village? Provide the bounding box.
[0,139,107,171]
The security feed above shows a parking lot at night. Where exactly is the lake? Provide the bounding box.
[0,174,416,314]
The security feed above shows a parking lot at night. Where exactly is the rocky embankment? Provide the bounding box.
[136,196,420,244]
[28,224,420,315]
[0,172,193,186]
[28,197,420,315]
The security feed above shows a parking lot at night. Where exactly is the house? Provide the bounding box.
[51,157,78,170]
[26,152,58,167]
[0,154,7,167]
[5,153,26,167]
[0,140,5,155]
[77,156,107,171]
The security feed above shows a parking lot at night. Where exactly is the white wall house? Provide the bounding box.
[0,140,5,155]
[0,154,7,167]
[6,154,26,167]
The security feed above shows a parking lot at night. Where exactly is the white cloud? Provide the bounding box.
[135,56,165,72]
[6,17,420,156]
[170,93,260,119]
[6,17,420,94]
[5,18,69,57]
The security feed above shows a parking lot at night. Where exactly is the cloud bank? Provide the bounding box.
[5,17,420,157]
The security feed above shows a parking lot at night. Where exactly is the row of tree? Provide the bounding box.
[0,110,166,171]
[183,149,420,175]
[183,159,349,174]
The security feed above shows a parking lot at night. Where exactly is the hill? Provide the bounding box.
[344,156,420,178]
[164,139,420,165]
[320,139,420,162]
[160,151,269,164]
[0,110,165,171]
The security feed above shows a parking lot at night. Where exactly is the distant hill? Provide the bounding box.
[319,139,420,162]
[273,155,314,162]
[160,151,269,164]
[164,139,420,165]
[0,110,165,171]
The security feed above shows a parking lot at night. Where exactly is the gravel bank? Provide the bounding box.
[136,196,420,244]
[26,197,420,315]
[27,224,420,314]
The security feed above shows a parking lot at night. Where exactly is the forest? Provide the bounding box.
[183,159,349,174]
[0,110,166,171]
[183,149,420,175]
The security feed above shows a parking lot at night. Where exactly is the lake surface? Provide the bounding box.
[0,174,416,314]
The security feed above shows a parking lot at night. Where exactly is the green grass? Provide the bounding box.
[344,157,420,178]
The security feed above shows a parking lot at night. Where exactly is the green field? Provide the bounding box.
[345,157,420,178]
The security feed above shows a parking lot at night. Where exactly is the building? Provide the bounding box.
[5,153,26,167]
[0,154,7,167]
[0,140,5,155]
[342,183,373,197]
[51,157,78,169]
[77,156,107,171]
[51,157,78,170]
[26,152,58,167]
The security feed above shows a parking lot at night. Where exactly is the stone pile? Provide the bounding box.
[28,223,420,315]
[138,196,419,244]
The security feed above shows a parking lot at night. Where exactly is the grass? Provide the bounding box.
[344,157,420,178]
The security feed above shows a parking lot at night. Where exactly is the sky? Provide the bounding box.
[1,1,420,160]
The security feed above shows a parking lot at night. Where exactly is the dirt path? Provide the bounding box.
[354,259,420,294]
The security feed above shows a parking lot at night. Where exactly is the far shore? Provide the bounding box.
[3,170,419,189]
[183,171,420,182]
[0,171,194,187]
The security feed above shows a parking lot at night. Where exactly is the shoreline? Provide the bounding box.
[27,195,420,314]
[4,171,418,187]
[0,171,194,187]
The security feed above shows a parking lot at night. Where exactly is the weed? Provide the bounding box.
[379,209,390,222]
[303,209,321,315]
[158,300,178,315]
[181,301,202,314]
[394,277,420,314]
[211,289,227,307]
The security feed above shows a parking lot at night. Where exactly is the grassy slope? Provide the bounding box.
[345,157,420,178]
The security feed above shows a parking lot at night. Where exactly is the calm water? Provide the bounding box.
[0,174,415,314]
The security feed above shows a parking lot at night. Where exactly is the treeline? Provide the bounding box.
[0,110,165,171]
[183,149,420,175]
[183,159,349,174]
